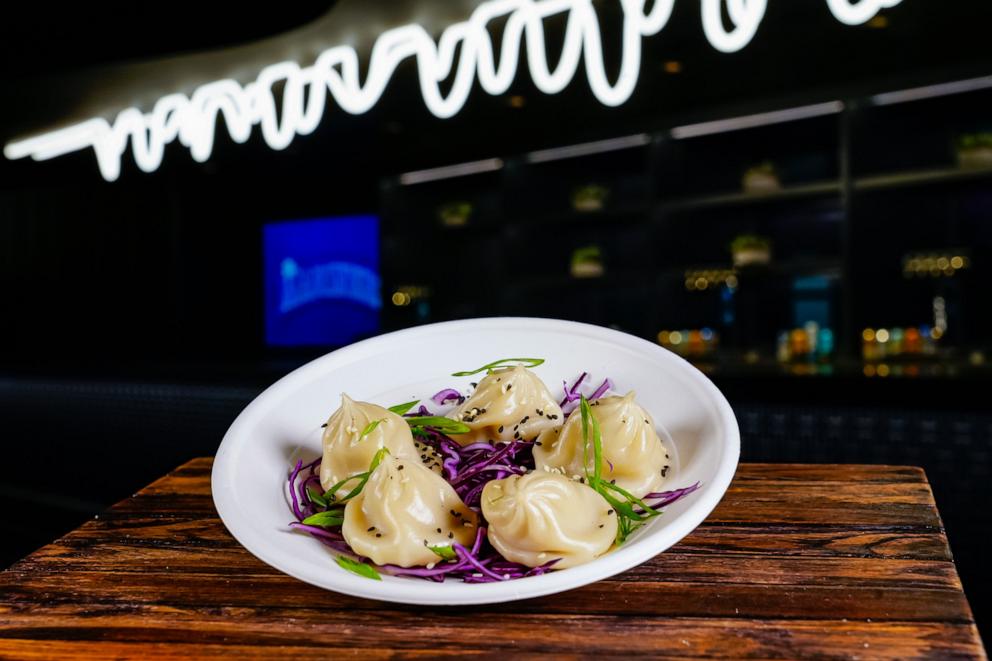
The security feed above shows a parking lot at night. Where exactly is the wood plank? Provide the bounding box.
[11,540,962,589]
[26,517,956,561]
[0,570,974,622]
[0,611,983,658]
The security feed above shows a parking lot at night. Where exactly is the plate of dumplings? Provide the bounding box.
[212,317,740,605]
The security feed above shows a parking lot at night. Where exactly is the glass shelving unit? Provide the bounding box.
[379,81,992,379]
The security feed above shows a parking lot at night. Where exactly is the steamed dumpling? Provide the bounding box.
[448,366,563,445]
[319,394,419,498]
[342,454,479,567]
[533,391,668,498]
[481,470,617,569]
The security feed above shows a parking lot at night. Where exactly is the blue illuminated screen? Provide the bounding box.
[264,215,381,346]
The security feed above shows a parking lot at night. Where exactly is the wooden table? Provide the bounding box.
[0,459,984,659]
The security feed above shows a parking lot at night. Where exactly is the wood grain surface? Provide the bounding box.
[0,459,985,659]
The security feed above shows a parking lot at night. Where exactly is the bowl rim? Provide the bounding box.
[212,317,740,605]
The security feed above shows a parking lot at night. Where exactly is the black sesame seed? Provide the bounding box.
[448,532,454,539]
[607,509,614,515]
[498,425,504,433]
[536,409,543,416]
[521,416,530,423]
[320,423,328,428]
[367,526,376,532]
[436,527,442,533]
[375,533,382,537]
[535,441,543,446]
[610,479,616,484]
[470,382,478,388]
[598,524,604,528]
[398,465,405,470]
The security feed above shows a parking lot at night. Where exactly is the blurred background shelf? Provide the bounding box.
[382,82,992,376]
[855,164,992,191]
[660,180,841,212]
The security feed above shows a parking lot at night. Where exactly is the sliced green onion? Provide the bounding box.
[359,418,385,438]
[601,481,661,518]
[306,486,330,509]
[301,510,345,527]
[428,544,457,561]
[388,400,420,415]
[336,555,381,580]
[338,447,390,501]
[323,447,390,502]
[405,416,471,435]
[451,357,545,377]
[579,396,604,489]
[579,394,655,545]
[322,474,364,501]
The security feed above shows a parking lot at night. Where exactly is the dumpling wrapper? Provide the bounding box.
[342,454,479,567]
[448,366,563,445]
[319,394,419,498]
[533,391,669,498]
[482,470,617,569]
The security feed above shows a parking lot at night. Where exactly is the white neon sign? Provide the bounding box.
[4,0,901,181]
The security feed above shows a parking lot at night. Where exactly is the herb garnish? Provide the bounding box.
[306,486,330,509]
[405,416,471,435]
[388,400,420,415]
[359,418,386,438]
[336,555,381,580]
[579,395,660,544]
[301,510,344,527]
[428,544,458,561]
[452,358,546,377]
[322,447,390,502]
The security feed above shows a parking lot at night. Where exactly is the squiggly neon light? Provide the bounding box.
[3,0,901,181]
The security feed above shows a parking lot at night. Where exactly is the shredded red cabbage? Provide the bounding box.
[402,404,434,417]
[287,373,700,582]
[643,482,702,509]
[589,378,613,401]
[431,388,464,406]
[560,372,588,406]
[561,374,611,417]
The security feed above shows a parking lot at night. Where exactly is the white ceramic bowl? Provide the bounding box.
[212,317,739,605]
